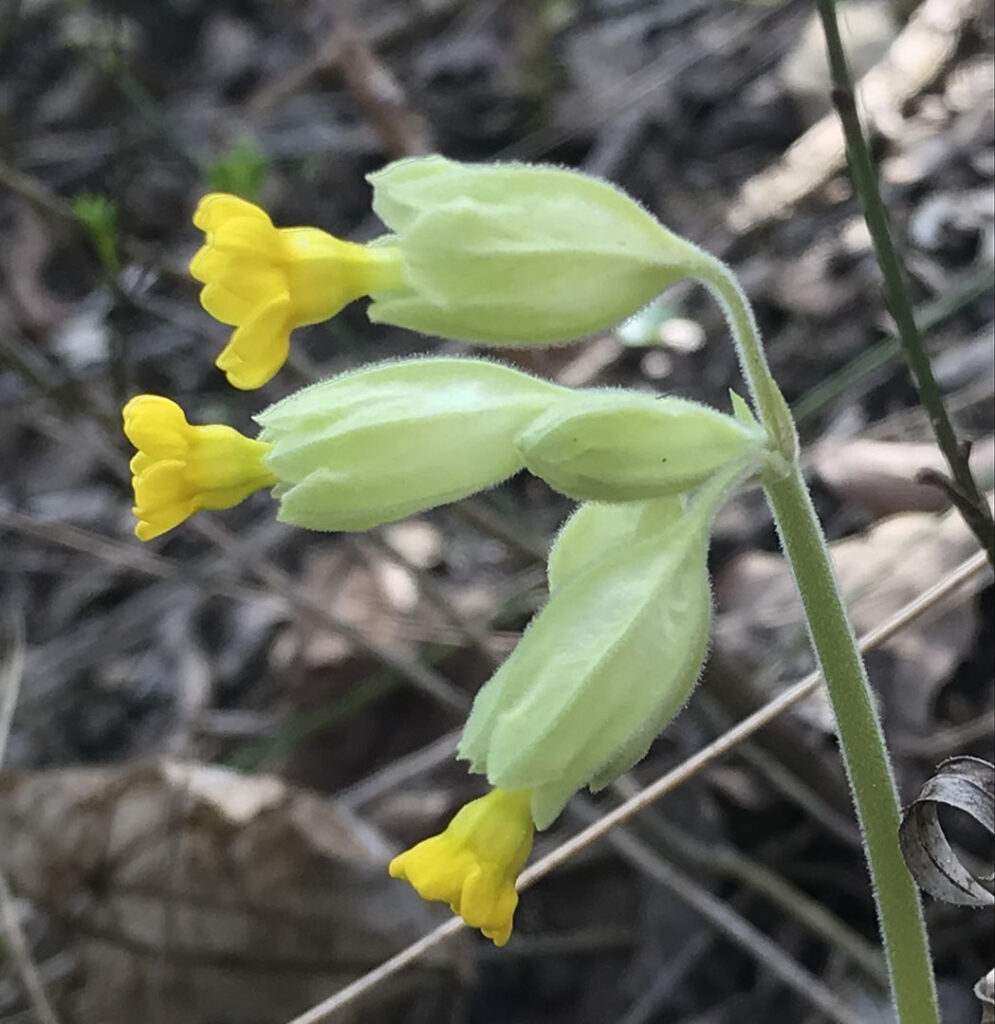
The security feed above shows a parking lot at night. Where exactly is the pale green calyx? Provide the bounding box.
[545,494,684,593]
[255,357,567,532]
[517,391,766,502]
[458,463,748,829]
[365,155,706,345]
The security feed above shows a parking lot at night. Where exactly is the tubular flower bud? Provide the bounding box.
[190,193,404,390]
[255,357,569,532]
[388,788,534,946]
[123,395,276,540]
[546,495,684,593]
[459,464,749,829]
[518,392,766,502]
[366,155,707,345]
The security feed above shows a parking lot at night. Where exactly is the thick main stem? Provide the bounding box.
[700,259,939,1024]
[765,467,938,1023]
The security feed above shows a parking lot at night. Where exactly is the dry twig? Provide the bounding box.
[0,609,63,1024]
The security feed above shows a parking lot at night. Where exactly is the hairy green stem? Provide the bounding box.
[765,467,938,1024]
[816,0,994,568]
[698,257,940,1024]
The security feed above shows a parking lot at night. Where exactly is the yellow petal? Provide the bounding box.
[189,244,227,284]
[215,294,292,390]
[132,458,189,512]
[192,192,272,233]
[211,215,282,258]
[387,788,534,946]
[200,281,264,326]
[190,194,397,387]
[460,865,518,946]
[122,396,189,458]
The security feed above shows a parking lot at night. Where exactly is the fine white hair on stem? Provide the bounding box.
[284,549,991,1024]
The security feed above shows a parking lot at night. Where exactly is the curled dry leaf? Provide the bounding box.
[975,969,994,1024]
[0,760,462,1024]
[899,756,995,907]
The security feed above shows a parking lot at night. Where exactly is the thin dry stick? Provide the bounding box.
[696,693,861,847]
[339,728,461,810]
[585,807,865,1024]
[617,929,714,1024]
[0,612,26,765]
[355,533,501,668]
[3,326,471,719]
[0,611,63,1024]
[610,777,887,987]
[285,549,991,1024]
[0,505,474,724]
[817,0,995,567]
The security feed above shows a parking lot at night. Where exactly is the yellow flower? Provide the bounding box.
[388,788,534,946]
[190,193,404,390]
[123,395,277,540]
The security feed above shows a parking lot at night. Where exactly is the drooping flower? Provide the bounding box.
[189,160,712,386]
[459,461,751,829]
[123,395,276,540]
[123,358,573,539]
[388,788,534,946]
[190,193,404,389]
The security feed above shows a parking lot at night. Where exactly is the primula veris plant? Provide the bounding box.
[191,193,404,389]
[124,358,569,538]
[517,391,765,501]
[124,357,759,540]
[387,788,534,947]
[126,153,937,1017]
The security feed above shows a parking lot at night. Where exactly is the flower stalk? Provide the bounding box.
[696,258,939,1024]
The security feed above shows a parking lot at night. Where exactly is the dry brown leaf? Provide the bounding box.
[0,760,462,1024]
[728,0,983,232]
[899,756,995,907]
[713,499,987,738]
[812,437,995,518]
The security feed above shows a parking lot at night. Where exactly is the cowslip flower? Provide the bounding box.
[388,788,534,946]
[123,358,570,539]
[190,193,404,389]
[190,159,710,388]
[545,494,684,593]
[123,395,276,540]
[459,461,750,829]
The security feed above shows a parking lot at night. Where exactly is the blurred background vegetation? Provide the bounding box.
[0,0,992,1022]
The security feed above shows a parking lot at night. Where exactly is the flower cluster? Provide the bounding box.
[122,157,776,945]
